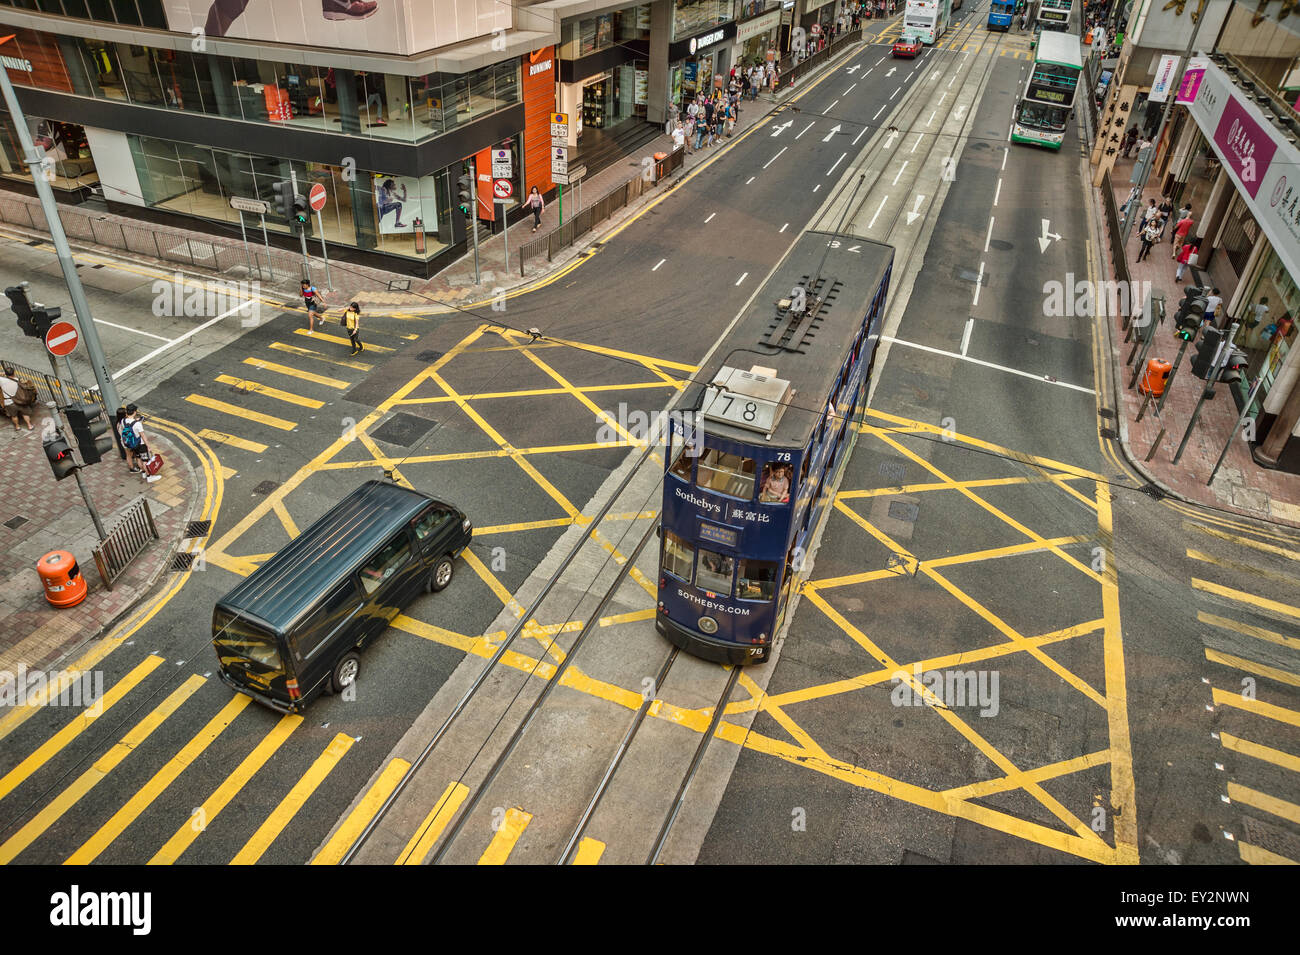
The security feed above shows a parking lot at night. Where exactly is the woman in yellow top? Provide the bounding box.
[342,302,362,355]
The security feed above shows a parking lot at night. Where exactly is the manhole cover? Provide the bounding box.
[372,412,436,448]
[387,278,411,291]
[3,515,29,530]
[1098,407,1116,419]
[878,461,906,483]
[1138,482,1165,500]
[1099,427,1119,439]
[253,480,279,495]
[416,350,444,363]
[184,520,211,538]
[171,552,197,572]
[888,500,919,522]
[1242,816,1300,863]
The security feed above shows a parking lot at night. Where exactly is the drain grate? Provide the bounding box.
[1242,816,1300,863]
[1099,427,1119,439]
[253,480,280,495]
[387,278,411,291]
[416,349,444,363]
[171,552,198,572]
[1098,407,1116,419]
[3,515,29,530]
[184,520,211,538]
[1138,482,1165,501]
[888,500,919,523]
[878,461,906,484]
[372,412,436,448]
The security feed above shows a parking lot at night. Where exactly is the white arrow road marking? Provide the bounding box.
[905,194,926,225]
[770,120,793,137]
[1038,218,1062,253]
[886,67,897,77]
[954,104,967,119]
[846,64,861,74]
[883,129,899,149]
[763,146,787,169]
[822,124,842,142]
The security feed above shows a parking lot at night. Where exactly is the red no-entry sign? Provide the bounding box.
[309,183,327,211]
[45,321,78,357]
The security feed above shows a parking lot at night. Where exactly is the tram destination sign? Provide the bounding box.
[700,366,791,437]
[698,523,739,548]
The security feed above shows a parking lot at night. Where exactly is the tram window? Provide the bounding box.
[759,462,793,503]
[800,450,811,484]
[737,559,778,601]
[696,549,735,595]
[670,437,696,481]
[663,531,694,580]
[696,448,755,499]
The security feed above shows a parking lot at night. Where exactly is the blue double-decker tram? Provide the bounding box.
[987,0,1015,30]
[656,231,894,664]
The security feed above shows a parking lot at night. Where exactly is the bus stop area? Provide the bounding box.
[1098,156,1300,526]
[0,403,200,679]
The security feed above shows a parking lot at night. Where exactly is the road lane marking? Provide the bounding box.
[912,133,922,152]
[823,99,839,114]
[1219,733,1300,773]
[813,184,821,192]
[972,260,985,306]
[197,429,268,454]
[853,126,868,145]
[796,122,816,139]
[763,146,788,168]
[984,217,995,252]
[652,258,666,271]
[314,758,413,865]
[0,675,205,865]
[1206,647,1300,688]
[113,296,259,382]
[214,375,325,409]
[960,318,973,356]
[232,733,355,864]
[927,109,936,126]
[267,341,372,371]
[1198,611,1300,652]
[890,86,900,99]
[746,176,755,184]
[881,337,1097,394]
[479,807,532,864]
[1193,579,1300,620]
[1187,523,1300,562]
[66,693,251,864]
[705,212,716,223]
[867,196,888,230]
[873,104,887,120]
[94,318,171,342]
[844,83,857,94]
[242,357,347,388]
[185,394,297,431]
[994,177,1002,206]
[393,780,469,865]
[735,273,749,286]
[1002,148,1009,170]
[1211,687,1300,728]
[779,223,788,232]
[891,161,909,185]
[1187,549,1294,585]
[1239,841,1297,865]
[828,152,847,175]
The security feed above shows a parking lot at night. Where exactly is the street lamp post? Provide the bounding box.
[0,37,120,411]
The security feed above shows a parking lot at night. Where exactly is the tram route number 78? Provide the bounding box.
[717,394,759,422]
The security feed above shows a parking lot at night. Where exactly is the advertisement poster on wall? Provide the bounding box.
[162,1,509,57]
[370,173,436,236]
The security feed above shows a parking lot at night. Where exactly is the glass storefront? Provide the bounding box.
[674,0,738,40]
[560,5,653,58]
[580,62,649,129]
[0,116,96,192]
[1240,247,1299,415]
[0,0,168,28]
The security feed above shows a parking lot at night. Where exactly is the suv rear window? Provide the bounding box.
[213,609,282,671]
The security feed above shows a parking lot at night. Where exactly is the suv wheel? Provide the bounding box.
[429,556,454,593]
[331,651,360,693]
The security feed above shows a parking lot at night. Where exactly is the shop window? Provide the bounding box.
[674,0,735,40]
[758,461,792,503]
[663,531,694,580]
[696,448,755,498]
[737,559,777,601]
[695,548,734,595]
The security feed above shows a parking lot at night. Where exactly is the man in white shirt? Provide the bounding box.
[1203,288,1223,328]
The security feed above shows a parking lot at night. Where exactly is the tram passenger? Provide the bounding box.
[760,463,792,503]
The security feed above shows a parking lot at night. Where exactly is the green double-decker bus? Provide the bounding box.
[1012,31,1082,149]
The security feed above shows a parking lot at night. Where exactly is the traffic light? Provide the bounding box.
[44,433,78,481]
[32,304,61,340]
[1191,326,1223,379]
[6,284,36,337]
[1173,286,1205,342]
[456,173,473,216]
[271,179,295,221]
[66,403,115,466]
[292,195,309,226]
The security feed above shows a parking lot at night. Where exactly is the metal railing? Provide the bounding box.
[783,28,863,88]
[1100,170,1133,323]
[0,358,108,413]
[0,192,310,281]
[92,497,159,591]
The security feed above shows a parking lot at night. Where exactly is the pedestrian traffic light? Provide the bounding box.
[66,403,114,466]
[272,179,295,221]
[292,195,309,225]
[31,304,61,340]
[43,433,77,481]
[1173,286,1205,341]
[6,283,36,336]
[1191,326,1223,379]
[456,173,473,216]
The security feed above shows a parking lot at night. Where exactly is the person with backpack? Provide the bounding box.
[301,279,327,334]
[342,302,362,355]
[120,403,160,482]
[1,362,36,431]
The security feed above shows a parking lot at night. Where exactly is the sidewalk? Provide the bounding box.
[0,403,200,677]
[1100,157,1300,526]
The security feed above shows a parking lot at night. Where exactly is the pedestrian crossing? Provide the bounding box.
[1186,519,1300,864]
[0,657,610,863]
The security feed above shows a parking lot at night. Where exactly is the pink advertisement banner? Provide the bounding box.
[1212,94,1278,199]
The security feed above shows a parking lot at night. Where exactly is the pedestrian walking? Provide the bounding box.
[1121,126,1138,158]
[1136,218,1160,262]
[672,119,686,152]
[1203,287,1223,326]
[301,279,326,334]
[1156,195,1173,238]
[0,362,36,432]
[1141,198,1159,228]
[526,185,544,232]
[1171,213,1194,258]
[342,302,363,355]
[119,403,160,482]
[1174,240,1198,281]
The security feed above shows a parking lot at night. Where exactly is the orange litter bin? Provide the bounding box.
[1139,358,1172,398]
[37,550,87,608]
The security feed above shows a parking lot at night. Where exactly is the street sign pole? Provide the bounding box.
[290,169,311,281]
[40,327,104,539]
[236,210,256,278]
[259,214,275,282]
[469,157,480,285]
[314,210,332,288]
[500,200,509,271]
[0,52,120,411]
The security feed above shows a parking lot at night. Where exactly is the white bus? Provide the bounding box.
[904,0,950,44]
[1011,31,1083,149]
